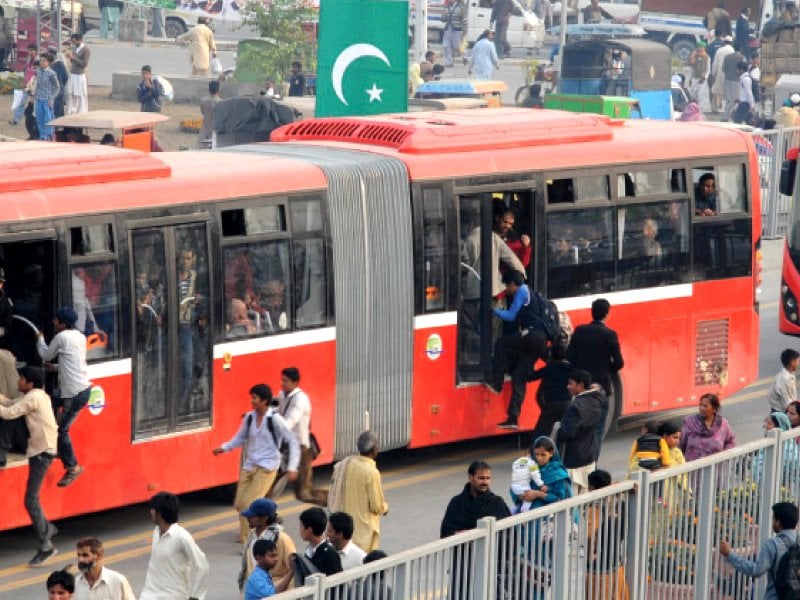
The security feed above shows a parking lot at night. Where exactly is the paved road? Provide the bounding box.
[0,238,787,598]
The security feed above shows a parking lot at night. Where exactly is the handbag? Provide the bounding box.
[292,552,320,586]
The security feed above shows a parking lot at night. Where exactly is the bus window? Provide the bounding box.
[70,224,114,255]
[692,166,745,216]
[71,265,118,360]
[423,188,446,312]
[617,170,672,198]
[223,242,291,337]
[616,201,690,289]
[546,208,613,298]
[692,218,752,280]
[290,198,329,329]
[547,176,609,204]
[222,206,286,236]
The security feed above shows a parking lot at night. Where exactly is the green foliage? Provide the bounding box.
[237,0,317,83]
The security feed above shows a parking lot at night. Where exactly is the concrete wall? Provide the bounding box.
[111,72,263,104]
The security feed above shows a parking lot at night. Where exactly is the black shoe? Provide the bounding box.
[497,419,519,430]
[29,547,58,568]
[57,465,84,487]
[484,381,503,395]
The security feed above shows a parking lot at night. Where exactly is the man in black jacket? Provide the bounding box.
[558,370,608,494]
[441,461,510,598]
[566,298,624,399]
[298,507,342,577]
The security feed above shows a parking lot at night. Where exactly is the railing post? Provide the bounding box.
[627,469,648,600]
[304,573,324,600]
[693,464,716,600]
[394,560,409,599]
[551,508,571,597]
[475,516,496,600]
[754,429,781,599]
[767,127,784,239]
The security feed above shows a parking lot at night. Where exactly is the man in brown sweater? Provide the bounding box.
[65,33,90,114]
[0,366,59,567]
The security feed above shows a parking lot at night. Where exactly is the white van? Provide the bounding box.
[466,0,545,52]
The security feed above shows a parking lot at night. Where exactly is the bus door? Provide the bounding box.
[456,185,536,383]
[0,231,58,374]
[129,219,212,437]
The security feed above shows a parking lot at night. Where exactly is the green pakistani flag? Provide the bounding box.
[316,0,409,117]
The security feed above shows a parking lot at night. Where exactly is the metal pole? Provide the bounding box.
[36,0,42,51]
[557,0,567,85]
[767,128,784,238]
[55,0,62,50]
[414,0,428,65]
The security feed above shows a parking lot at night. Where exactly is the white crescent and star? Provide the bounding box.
[331,43,391,105]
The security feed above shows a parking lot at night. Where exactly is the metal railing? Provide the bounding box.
[753,125,800,239]
[277,428,800,600]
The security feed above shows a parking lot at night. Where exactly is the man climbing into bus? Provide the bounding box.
[488,270,551,430]
[37,306,91,487]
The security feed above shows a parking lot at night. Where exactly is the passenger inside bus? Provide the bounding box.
[259,280,288,333]
[695,173,717,216]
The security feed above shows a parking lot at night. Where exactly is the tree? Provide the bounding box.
[238,0,317,83]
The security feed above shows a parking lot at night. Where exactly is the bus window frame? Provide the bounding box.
[63,216,120,362]
[411,181,458,315]
[544,168,611,206]
[688,158,751,219]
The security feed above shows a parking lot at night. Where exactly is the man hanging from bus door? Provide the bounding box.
[36,306,91,487]
[487,271,550,430]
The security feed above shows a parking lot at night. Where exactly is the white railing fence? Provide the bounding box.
[753,126,800,239]
[277,427,800,600]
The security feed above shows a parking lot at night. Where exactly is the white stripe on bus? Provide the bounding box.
[87,358,132,379]
[554,284,693,312]
[414,312,458,329]
[213,327,337,359]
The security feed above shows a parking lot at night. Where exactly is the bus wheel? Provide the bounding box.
[603,374,622,438]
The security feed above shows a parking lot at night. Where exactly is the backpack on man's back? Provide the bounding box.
[774,534,800,600]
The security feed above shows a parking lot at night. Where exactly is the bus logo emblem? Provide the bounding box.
[87,386,106,416]
[426,334,443,361]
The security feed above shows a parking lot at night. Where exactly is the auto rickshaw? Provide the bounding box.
[559,38,673,120]
[414,80,508,108]
[49,110,169,152]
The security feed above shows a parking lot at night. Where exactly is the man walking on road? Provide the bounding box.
[65,33,90,114]
[490,0,513,58]
[328,431,389,553]
[766,348,798,412]
[557,370,608,494]
[0,366,58,567]
[276,367,323,504]
[37,306,91,488]
[567,298,624,400]
[140,491,209,600]
[177,17,217,77]
[213,383,299,543]
[442,0,467,67]
[74,537,135,600]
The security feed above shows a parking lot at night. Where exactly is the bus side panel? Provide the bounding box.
[0,340,336,531]
[408,322,541,448]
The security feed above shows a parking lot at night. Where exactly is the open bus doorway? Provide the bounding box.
[456,188,535,384]
[0,239,58,372]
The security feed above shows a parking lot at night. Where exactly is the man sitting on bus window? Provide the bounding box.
[695,173,717,216]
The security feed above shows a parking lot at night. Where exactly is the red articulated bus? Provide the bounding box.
[0,108,760,530]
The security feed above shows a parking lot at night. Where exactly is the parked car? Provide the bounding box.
[81,1,191,38]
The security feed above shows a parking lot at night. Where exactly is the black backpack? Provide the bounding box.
[774,535,800,600]
[529,291,561,343]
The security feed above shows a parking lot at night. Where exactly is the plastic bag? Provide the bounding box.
[210,57,223,75]
[11,89,25,110]
[155,75,174,102]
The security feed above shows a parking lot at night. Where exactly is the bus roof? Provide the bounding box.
[271,108,756,179]
[49,111,170,130]
[0,144,327,223]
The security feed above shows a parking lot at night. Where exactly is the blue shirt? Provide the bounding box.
[244,567,275,600]
[494,284,530,322]
[725,529,798,600]
[221,409,300,472]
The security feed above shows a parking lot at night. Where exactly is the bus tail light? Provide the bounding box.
[783,280,799,322]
